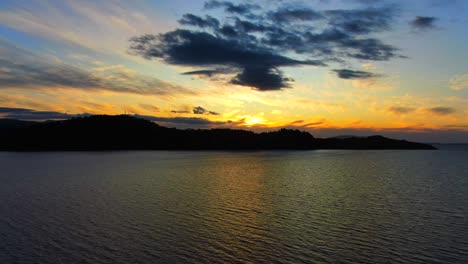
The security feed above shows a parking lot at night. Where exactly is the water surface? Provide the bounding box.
[1,148,467,263]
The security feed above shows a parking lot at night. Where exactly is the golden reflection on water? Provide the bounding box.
[189,153,274,261]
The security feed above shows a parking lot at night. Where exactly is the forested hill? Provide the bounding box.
[0,115,436,150]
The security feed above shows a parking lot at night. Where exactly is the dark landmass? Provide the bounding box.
[0,115,436,150]
[0,119,37,130]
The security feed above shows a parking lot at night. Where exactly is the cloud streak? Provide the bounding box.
[0,107,88,120]
[333,69,381,79]
[0,0,170,57]
[387,106,415,114]
[0,41,193,96]
[428,106,455,115]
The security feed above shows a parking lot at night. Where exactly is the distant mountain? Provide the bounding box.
[0,115,436,150]
[314,135,436,150]
[330,135,363,139]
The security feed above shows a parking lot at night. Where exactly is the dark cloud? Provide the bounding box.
[231,67,292,90]
[234,18,269,33]
[130,30,315,67]
[333,69,380,79]
[204,0,259,16]
[0,107,31,113]
[129,1,402,91]
[325,7,395,34]
[283,119,326,128]
[340,38,398,61]
[303,120,326,127]
[388,106,415,114]
[0,107,88,120]
[130,29,322,91]
[171,110,191,114]
[428,107,455,115]
[386,106,455,116]
[178,14,220,29]
[269,7,323,23]
[288,120,304,125]
[182,68,233,77]
[411,16,437,30]
[183,70,219,76]
[193,106,220,115]
[173,106,220,115]
[192,107,205,114]
[0,41,193,96]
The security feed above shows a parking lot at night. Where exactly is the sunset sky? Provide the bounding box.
[0,0,467,142]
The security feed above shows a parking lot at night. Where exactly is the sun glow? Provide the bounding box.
[245,117,263,126]
[238,115,267,127]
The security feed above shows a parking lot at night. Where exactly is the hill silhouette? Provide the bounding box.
[0,115,436,150]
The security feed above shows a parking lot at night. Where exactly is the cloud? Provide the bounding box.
[129,1,402,91]
[173,106,220,115]
[0,41,193,96]
[0,0,171,57]
[449,74,468,91]
[325,6,395,34]
[333,69,381,79]
[0,107,88,120]
[182,68,234,77]
[231,67,293,90]
[171,110,191,114]
[0,107,33,113]
[0,106,226,127]
[410,16,437,30]
[288,120,305,125]
[204,1,259,16]
[139,104,160,112]
[283,119,327,128]
[193,106,220,115]
[303,120,327,127]
[178,14,220,28]
[130,30,323,91]
[387,106,416,114]
[427,106,455,115]
[269,7,323,23]
[339,38,399,61]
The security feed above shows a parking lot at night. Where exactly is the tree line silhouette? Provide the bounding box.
[0,115,435,150]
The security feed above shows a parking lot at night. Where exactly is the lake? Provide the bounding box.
[1,148,467,263]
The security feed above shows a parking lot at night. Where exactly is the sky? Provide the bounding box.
[0,0,467,142]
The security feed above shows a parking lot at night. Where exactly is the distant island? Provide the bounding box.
[0,115,436,151]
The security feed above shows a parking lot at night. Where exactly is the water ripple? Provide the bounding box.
[0,150,467,263]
